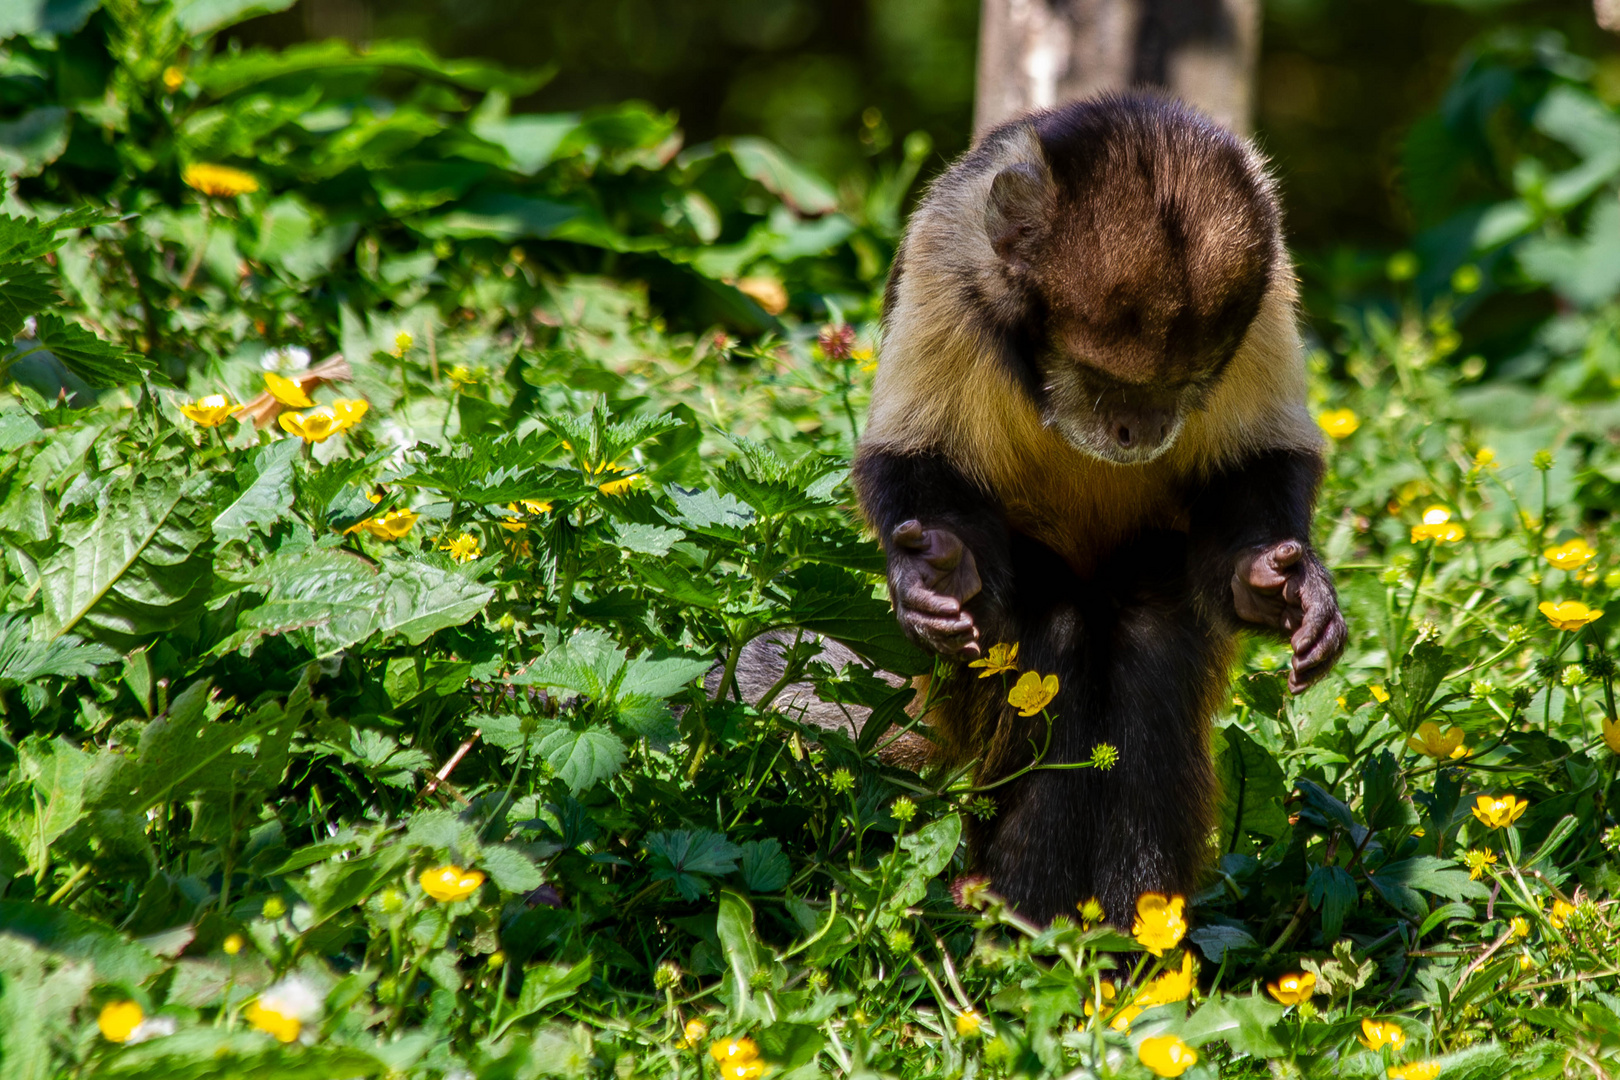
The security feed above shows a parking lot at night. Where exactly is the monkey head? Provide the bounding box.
[982,98,1280,466]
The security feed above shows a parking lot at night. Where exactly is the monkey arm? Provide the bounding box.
[851,449,1013,660]
[1187,448,1346,692]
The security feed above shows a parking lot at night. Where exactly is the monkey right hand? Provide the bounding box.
[887,520,984,660]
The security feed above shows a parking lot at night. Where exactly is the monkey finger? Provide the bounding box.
[899,585,962,617]
[891,520,928,550]
[1267,540,1303,570]
[902,609,976,639]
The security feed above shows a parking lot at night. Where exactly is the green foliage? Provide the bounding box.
[0,4,1619,1080]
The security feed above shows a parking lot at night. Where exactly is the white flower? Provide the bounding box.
[126,1015,177,1044]
[258,974,323,1022]
[260,345,312,373]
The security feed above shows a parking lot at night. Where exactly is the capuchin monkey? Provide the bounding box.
[852,93,1346,925]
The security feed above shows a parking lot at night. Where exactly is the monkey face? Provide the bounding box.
[978,99,1279,465]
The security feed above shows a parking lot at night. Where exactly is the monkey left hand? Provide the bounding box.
[1232,539,1346,693]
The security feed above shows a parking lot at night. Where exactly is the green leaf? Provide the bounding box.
[1212,724,1290,849]
[479,845,544,893]
[617,650,712,700]
[715,889,763,1018]
[0,901,159,985]
[514,629,627,698]
[374,558,494,645]
[0,615,117,687]
[645,829,742,901]
[1360,749,1420,832]
[1306,865,1357,939]
[738,839,790,893]
[491,958,591,1038]
[1391,640,1449,726]
[0,107,68,179]
[1178,994,1285,1056]
[1187,924,1257,962]
[173,0,298,33]
[889,813,961,909]
[1373,855,1489,903]
[780,564,928,676]
[7,737,87,875]
[212,437,298,544]
[0,263,58,342]
[725,137,838,216]
[535,722,625,794]
[27,314,167,388]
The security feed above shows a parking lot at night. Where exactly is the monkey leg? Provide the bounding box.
[977,532,1227,927]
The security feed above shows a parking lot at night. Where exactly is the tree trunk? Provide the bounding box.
[1598,0,1620,33]
[974,0,1262,136]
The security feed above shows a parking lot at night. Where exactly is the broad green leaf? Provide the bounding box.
[1187,923,1258,962]
[0,262,57,341]
[0,901,159,984]
[737,838,790,893]
[478,845,544,893]
[617,650,712,700]
[536,722,625,794]
[28,314,166,387]
[780,564,928,676]
[173,0,297,33]
[1306,865,1357,939]
[1391,640,1449,726]
[0,614,116,687]
[1213,724,1290,848]
[1359,749,1419,832]
[491,958,591,1038]
[716,889,763,1019]
[645,829,742,901]
[1373,855,1489,902]
[9,737,87,875]
[0,107,68,179]
[725,137,838,215]
[889,813,961,909]
[515,629,627,698]
[212,437,298,544]
[374,559,494,645]
[1178,994,1285,1056]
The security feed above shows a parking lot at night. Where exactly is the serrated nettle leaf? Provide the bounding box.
[24,314,169,387]
[889,813,961,909]
[661,484,754,539]
[1187,924,1258,962]
[212,437,299,544]
[1392,640,1449,724]
[536,721,625,794]
[737,838,791,893]
[374,558,493,646]
[0,614,117,687]
[617,650,712,700]
[514,627,628,698]
[611,521,683,555]
[477,844,544,893]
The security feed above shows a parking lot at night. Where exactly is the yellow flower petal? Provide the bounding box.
[1544,538,1596,570]
[1007,671,1059,717]
[278,408,340,443]
[1131,892,1187,956]
[419,864,485,902]
[182,163,259,197]
[178,393,237,427]
[1138,1034,1198,1077]
[1358,1018,1406,1051]
[331,398,369,430]
[968,642,1019,678]
[1266,970,1315,1005]
[264,371,314,408]
[1470,794,1528,829]
[1539,600,1603,631]
[1318,409,1359,439]
[98,1000,144,1043]
[1388,1062,1442,1080]
[245,1001,301,1043]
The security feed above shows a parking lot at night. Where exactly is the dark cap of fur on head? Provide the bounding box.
[980,92,1280,389]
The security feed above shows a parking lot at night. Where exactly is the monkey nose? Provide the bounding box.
[1113,419,1171,450]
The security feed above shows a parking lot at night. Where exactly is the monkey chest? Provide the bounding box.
[1000,462,1191,576]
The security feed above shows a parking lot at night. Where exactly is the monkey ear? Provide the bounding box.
[985,161,1053,273]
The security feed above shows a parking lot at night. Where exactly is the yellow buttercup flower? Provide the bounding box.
[419,864,485,902]
[1509,916,1529,939]
[178,393,236,427]
[1411,521,1465,543]
[162,66,185,91]
[1370,684,1390,703]
[223,933,245,955]
[1358,1018,1406,1051]
[264,371,314,407]
[98,1000,144,1042]
[1318,409,1359,439]
[279,408,340,443]
[441,533,481,563]
[954,1008,982,1037]
[969,642,1019,678]
[1406,722,1467,760]
[677,1018,708,1048]
[599,474,638,496]
[1131,892,1187,956]
[499,500,553,531]
[1421,505,1451,525]
[331,398,369,431]
[1388,1063,1442,1080]
[1266,971,1315,1005]
[1603,717,1620,755]
[183,162,259,197]
[1136,951,1195,1007]
[1007,671,1059,717]
[1083,981,1139,1031]
[245,1000,301,1042]
[719,1062,764,1080]
[351,508,418,541]
[1463,848,1497,881]
[1540,600,1603,631]
[1550,898,1576,928]
[710,1037,760,1063]
[1138,1034,1198,1077]
[1545,538,1596,570]
[1471,794,1528,829]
